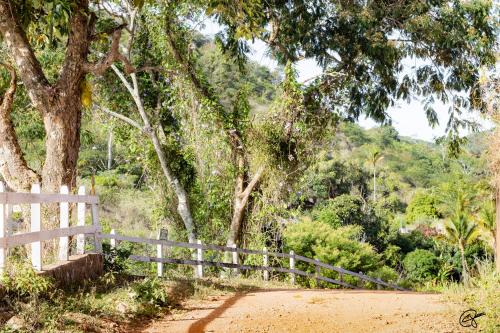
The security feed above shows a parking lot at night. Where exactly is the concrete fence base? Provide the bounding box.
[38,253,104,287]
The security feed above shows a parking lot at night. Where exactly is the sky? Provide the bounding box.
[200,22,492,142]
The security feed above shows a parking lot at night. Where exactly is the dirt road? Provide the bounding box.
[139,289,469,333]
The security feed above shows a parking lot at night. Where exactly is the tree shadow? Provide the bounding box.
[187,292,248,333]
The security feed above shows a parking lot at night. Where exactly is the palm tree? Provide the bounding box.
[442,193,480,280]
[476,201,496,261]
[369,150,384,201]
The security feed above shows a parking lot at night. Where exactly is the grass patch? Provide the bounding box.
[443,263,500,333]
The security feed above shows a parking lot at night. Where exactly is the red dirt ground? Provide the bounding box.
[139,289,469,333]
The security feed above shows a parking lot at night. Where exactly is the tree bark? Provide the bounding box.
[459,241,469,281]
[107,130,113,170]
[496,187,500,271]
[226,161,264,247]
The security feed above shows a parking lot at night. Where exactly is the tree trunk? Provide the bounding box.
[227,151,245,247]
[41,100,82,192]
[107,130,113,170]
[459,242,469,281]
[226,160,264,247]
[496,187,500,271]
[150,131,196,243]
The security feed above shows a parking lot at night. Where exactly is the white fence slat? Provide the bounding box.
[263,247,269,281]
[0,182,5,273]
[156,230,163,277]
[289,250,295,284]
[58,186,69,261]
[76,186,86,254]
[197,239,203,278]
[231,243,239,275]
[31,184,42,271]
[91,203,102,253]
[110,229,116,249]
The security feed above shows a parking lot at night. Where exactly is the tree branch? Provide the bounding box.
[84,28,135,75]
[0,0,50,108]
[0,63,17,110]
[0,63,41,190]
[239,166,265,201]
[96,105,145,133]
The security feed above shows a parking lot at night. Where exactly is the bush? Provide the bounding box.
[403,249,439,283]
[1,263,54,298]
[131,277,169,307]
[312,194,364,228]
[405,190,440,224]
[284,220,381,280]
[102,242,133,274]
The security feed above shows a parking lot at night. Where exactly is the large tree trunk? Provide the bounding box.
[41,99,82,192]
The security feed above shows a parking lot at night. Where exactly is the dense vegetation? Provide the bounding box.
[0,0,497,331]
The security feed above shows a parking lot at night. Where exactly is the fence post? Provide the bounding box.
[91,201,102,253]
[58,185,69,261]
[76,186,86,255]
[231,243,239,276]
[289,250,295,285]
[31,184,42,271]
[315,258,321,288]
[156,230,163,277]
[377,278,382,290]
[339,266,343,283]
[0,182,5,274]
[263,247,269,281]
[358,271,364,288]
[197,239,203,278]
[110,229,116,250]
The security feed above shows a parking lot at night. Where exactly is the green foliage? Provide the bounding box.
[403,249,440,283]
[102,242,133,274]
[312,194,364,228]
[284,220,380,275]
[131,277,169,307]
[1,263,53,298]
[405,190,441,224]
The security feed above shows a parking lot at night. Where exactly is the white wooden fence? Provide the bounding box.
[0,183,101,273]
[0,183,406,291]
[102,231,407,291]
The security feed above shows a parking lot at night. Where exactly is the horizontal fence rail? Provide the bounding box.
[0,183,101,273]
[101,232,407,291]
[0,225,99,249]
[0,192,99,205]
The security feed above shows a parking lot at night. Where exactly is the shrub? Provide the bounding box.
[1,263,54,298]
[284,220,381,278]
[405,190,440,224]
[403,249,439,283]
[312,194,364,228]
[102,242,133,274]
[131,277,169,307]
